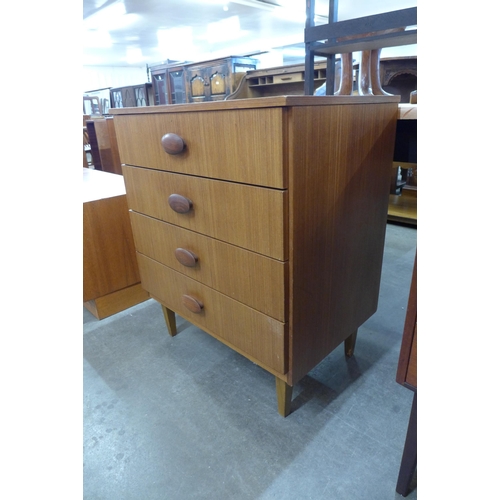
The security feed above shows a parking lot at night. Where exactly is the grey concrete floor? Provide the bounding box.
[83,222,417,500]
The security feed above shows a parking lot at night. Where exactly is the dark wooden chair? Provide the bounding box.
[304,2,417,97]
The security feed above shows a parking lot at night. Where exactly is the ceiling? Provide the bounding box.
[83,0,417,68]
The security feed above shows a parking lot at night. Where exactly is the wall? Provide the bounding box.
[83,65,149,92]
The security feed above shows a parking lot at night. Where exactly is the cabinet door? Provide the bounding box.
[207,63,229,101]
[167,69,186,104]
[111,89,124,108]
[134,85,149,106]
[186,63,229,102]
[152,70,169,105]
[186,69,207,102]
[121,87,137,108]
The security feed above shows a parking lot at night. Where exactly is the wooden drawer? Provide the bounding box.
[113,108,286,188]
[272,72,304,84]
[138,253,287,374]
[130,212,287,321]
[123,165,288,260]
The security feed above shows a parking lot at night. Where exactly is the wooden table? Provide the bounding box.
[83,168,149,319]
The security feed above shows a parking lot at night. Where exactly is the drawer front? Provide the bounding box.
[113,108,286,188]
[272,72,304,84]
[130,212,287,321]
[123,165,288,261]
[138,254,287,374]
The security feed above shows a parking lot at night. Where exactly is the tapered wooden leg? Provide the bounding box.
[334,53,353,95]
[276,377,293,417]
[370,48,392,96]
[161,305,177,337]
[344,330,358,358]
[358,50,374,96]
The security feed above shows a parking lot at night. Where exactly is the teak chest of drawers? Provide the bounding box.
[110,95,399,416]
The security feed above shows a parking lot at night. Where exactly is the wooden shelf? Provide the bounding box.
[388,190,417,225]
[304,7,417,55]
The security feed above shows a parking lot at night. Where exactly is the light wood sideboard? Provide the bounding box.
[110,95,399,416]
[83,168,149,319]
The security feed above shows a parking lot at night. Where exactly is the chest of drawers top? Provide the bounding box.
[110,95,399,189]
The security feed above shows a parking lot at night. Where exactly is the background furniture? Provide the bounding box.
[396,253,417,496]
[110,95,399,416]
[83,168,149,319]
[229,61,329,99]
[229,56,416,102]
[85,117,123,175]
[83,96,101,115]
[110,83,153,108]
[389,103,417,225]
[303,2,417,97]
[150,56,257,104]
[83,115,92,168]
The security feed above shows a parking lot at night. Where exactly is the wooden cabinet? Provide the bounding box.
[110,83,152,108]
[151,65,186,105]
[150,56,257,104]
[110,95,399,416]
[185,57,257,102]
[83,169,150,319]
[229,61,330,99]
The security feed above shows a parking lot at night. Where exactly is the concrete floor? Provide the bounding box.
[83,222,417,500]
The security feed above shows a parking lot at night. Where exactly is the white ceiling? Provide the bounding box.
[83,0,417,67]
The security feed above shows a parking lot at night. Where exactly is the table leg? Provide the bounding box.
[276,377,293,417]
[161,305,177,337]
[396,392,417,496]
[344,330,358,358]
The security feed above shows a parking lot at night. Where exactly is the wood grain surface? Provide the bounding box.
[138,253,287,374]
[287,102,398,384]
[122,165,288,260]
[130,212,287,321]
[114,108,286,188]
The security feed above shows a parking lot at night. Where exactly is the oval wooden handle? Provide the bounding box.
[161,133,185,155]
[182,294,204,313]
[175,248,199,267]
[168,194,193,214]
